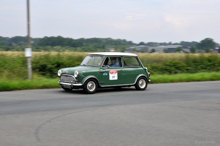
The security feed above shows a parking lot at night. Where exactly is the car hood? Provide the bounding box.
[60,66,98,75]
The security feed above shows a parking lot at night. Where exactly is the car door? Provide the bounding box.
[99,56,124,86]
[122,56,142,84]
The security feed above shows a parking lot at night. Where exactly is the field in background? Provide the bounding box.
[0,51,220,91]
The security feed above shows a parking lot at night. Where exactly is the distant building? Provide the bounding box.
[126,45,149,53]
[126,45,186,53]
[106,48,115,52]
[211,48,219,53]
[182,48,191,53]
[149,45,182,53]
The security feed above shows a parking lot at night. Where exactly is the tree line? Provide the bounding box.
[0,36,219,52]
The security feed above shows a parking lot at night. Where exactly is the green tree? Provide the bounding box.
[205,47,211,53]
[138,42,145,45]
[175,47,182,53]
[180,41,198,48]
[0,36,9,46]
[132,48,137,52]
[146,42,159,47]
[120,46,127,52]
[9,36,27,45]
[151,48,156,53]
[196,38,216,50]
[190,47,197,53]
[163,48,168,53]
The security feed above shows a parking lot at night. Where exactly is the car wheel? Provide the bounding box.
[135,77,147,90]
[83,79,97,94]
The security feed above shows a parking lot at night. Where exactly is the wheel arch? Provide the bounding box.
[82,76,101,87]
[134,74,148,84]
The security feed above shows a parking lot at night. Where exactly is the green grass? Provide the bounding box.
[0,72,220,91]
[0,75,59,91]
[151,72,220,83]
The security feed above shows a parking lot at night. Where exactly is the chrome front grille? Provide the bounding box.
[60,75,76,83]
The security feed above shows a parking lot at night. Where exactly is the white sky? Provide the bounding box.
[0,0,220,43]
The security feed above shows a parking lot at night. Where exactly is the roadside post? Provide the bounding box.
[25,48,32,80]
[26,0,31,80]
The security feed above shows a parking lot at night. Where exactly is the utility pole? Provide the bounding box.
[26,0,32,80]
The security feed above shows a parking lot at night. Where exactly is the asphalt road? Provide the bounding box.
[0,81,220,146]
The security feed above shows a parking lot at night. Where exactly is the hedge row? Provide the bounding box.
[147,54,220,74]
[0,52,220,79]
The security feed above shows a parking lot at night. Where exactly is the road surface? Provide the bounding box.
[0,81,219,146]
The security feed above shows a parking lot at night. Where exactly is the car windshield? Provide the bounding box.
[80,55,103,67]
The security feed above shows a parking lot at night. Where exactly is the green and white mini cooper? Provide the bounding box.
[58,52,150,93]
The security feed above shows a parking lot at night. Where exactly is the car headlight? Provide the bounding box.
[74,71,79,78]
[58,70,62,76]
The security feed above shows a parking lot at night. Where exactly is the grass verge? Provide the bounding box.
[151,72,220,83]
[0,75,59,91]
[0,72,220,91]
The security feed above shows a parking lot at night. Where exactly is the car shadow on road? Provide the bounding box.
[57,87,137,95]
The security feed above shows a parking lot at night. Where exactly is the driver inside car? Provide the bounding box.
[110,57,120,67]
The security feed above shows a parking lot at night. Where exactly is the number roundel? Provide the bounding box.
[109,70,118,80]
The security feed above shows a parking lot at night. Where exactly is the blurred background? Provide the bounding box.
[0,0,220,91]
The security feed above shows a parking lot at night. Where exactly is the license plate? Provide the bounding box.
[63,85,71,89]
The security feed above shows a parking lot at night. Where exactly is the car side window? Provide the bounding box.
[102,57,122,68]
[123,57,140,67]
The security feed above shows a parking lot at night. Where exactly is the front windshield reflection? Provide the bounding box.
[80,55,103,67]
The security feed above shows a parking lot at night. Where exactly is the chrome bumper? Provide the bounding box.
[58,81,82,86]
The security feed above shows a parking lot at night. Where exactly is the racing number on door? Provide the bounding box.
[109,70,118,80]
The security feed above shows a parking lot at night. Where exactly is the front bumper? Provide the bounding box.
[58,81,82,86]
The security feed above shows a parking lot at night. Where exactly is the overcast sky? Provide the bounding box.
[0,0,220,43]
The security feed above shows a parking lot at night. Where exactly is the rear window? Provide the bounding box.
[123,57,140,67]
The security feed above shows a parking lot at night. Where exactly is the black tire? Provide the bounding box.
[83,79,97,94]
[135,77,148,90]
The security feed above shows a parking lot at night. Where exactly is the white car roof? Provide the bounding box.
[89,52,137,57]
